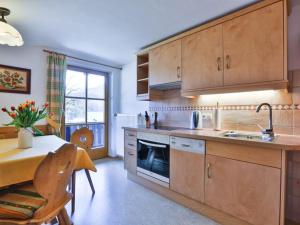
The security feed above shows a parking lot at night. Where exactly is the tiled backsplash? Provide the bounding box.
[150,71,300,135]
[149,70,300,223]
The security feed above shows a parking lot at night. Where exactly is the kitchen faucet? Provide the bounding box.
[256,103,274,139]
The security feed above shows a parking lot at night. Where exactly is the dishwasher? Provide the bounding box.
[170,136,205,203]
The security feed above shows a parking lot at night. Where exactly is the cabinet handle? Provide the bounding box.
[177,66,181,79]
[181,144,190,148]
[128,143,134,147]
[226,55,231,69]
[128,152,134,156]
[207,163,212,179]
[217,57,221,71]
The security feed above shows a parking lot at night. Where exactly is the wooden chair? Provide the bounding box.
[0,143,76,225]
[70,127,96,214]
[46,117,61,136]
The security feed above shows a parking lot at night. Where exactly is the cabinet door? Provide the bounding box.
[170,149,205,202]
[205,155,280,225]
[182,25,223,91]
[149,40,181,86]
[223,2,284,85]
[124,148,136,174]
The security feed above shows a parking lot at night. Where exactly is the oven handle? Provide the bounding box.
[138,140,168,148]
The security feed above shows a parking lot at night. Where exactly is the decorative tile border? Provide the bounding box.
[149,104,300,112]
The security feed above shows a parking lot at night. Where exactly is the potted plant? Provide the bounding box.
[1,100,48,148]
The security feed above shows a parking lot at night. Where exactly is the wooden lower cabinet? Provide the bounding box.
[124,147,137,174]
[170,149,205,202]
[205,155,281,225]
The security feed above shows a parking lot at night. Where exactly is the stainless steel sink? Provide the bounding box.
[222,131,274,142]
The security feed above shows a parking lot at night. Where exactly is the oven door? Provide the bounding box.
[137,139,170,182]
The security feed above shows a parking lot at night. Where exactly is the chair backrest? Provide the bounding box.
[33,143,76,218]
[46,117,61,135]
[70,127,94,152]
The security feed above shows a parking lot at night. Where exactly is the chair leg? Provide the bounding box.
[85,169,95,194]
[58,207,72,225]
[71,171,76,214]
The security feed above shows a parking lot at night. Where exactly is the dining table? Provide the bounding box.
[0,135,97,188]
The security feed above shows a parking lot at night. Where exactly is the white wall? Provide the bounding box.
[0,46,47,125]
[0,45,121,156]
[120,57,149,114]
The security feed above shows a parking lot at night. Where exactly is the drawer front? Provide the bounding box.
[125,148,137,174]
[125,130,137,139]
[206,141,282,168]
[125,138,137,150]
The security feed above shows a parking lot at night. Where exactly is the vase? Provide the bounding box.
[18,128,33,149]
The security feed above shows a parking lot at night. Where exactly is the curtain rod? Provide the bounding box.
[43,49,122,70]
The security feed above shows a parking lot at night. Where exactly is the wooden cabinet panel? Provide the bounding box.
[149,40,181,86]
[182,25,223,91]
[124,148,136,174]
[205,155,281,225]
[170,149,205,202]
[223,2,284,85]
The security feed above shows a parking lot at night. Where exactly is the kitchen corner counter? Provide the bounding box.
[123,126,300,151]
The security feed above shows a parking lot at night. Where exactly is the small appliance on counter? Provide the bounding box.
[190,111,203,130]
[213,102,222,131]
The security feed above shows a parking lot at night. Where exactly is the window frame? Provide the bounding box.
[63,65,109,159]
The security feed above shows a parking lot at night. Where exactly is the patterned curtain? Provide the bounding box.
[46,52,66,129]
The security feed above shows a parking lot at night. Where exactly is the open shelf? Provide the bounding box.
[137,78,149,82]
[137,62,149,68]
[137,53,150,100]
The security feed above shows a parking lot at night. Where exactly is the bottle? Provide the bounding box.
[145,111,151,128]
[154,112,158,129]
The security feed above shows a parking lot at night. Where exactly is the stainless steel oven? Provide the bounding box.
[137,132,170,185]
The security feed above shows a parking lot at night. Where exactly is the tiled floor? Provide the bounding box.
[67,158,219,225]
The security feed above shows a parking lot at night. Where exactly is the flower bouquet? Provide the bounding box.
[1,100,49,148]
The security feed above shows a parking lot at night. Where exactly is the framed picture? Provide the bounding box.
[0,64,31,94]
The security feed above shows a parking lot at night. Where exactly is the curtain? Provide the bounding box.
[46,52,66,130]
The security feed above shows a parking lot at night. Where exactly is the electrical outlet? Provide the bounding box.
[202,113,212,120]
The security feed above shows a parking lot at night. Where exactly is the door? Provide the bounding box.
[223,2,284,85]
[64,66,108,160]
[170,149,205,202]
[205,155,281,225]
[149,40,181,86]
[182,25,223,91]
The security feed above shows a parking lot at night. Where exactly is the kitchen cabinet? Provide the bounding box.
[124,130,137,174]
[205,154,281,225]
[223,1,284,85]
[170,137,205,202]
[182,25,223,91]
[149,40,182,87]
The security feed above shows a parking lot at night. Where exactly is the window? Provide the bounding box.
[64,67,107,151]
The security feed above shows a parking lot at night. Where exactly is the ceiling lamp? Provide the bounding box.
[0,7,23,46]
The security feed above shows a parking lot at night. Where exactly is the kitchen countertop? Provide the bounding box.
[123,126,300,150]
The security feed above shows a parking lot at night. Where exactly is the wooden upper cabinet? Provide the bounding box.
[223,2,284,85]
[205,155,281,225]
[182,25,224,91]
[149,40,181,87]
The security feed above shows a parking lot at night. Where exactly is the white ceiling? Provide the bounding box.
[0,0,258,66]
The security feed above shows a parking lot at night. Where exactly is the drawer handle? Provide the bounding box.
[181,144,190,148]
[128,152,134,156]
[128,134,135,137]
[207,163,212,179]
[128,143,134,147]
